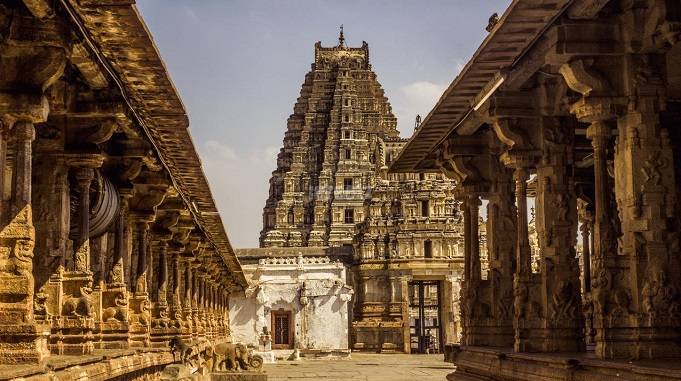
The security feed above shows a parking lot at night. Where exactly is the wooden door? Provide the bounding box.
[271,310,293,349]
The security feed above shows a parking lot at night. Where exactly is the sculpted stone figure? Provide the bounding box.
[63,280,94,318]
[12,238,34,278]
[131,299,151,326]
[169,336,193,365]
[211,342,263,372]
[102,292,128,322]
[34,289,50,320]
[551,280,578,321]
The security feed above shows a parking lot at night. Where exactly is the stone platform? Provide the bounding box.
[264,353,452,381]
[0,348,172,381]
[0,340,218,380]
[212,371,268,381]
[445,345,681,381]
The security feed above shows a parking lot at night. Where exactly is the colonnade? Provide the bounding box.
[0,0,240,365]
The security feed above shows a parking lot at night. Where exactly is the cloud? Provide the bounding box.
[393,81,447,136]
[200,141,279,248]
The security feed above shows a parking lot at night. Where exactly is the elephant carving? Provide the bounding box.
[211,342,263,372]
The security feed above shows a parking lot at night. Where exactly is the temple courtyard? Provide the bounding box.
[263,354,452,381]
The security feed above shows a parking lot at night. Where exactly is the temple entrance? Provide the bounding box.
[272,309,293,349]
[409,281,442,354]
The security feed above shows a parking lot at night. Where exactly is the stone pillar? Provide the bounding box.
[207,281,216,339]
[461,193,490,346]
[578,202,594,346]
[533,119,583,352]
[182,261,193,340]
[484,166,516,347]
[0,121,50,364]
[468,195,481,283]
[74,168,93,272]
[462,197,472,284]
[128,216,152,348]
[96,190,132,349]
[112,194,130,287]
[579,217,592,294]
[585,121,625,358]
[191,265,202,340]
[12,122,34,217]
[198,274,207,339]
[150,242,171,347]
[511,166,537,353]
[514,168,531,277]
[168,253,182,329]
[134,221,149,294]
[610,54,681,359]
[57,158,102,356]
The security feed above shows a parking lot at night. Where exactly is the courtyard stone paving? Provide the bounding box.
[263,353,453,381]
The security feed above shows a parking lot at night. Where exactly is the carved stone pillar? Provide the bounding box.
[150,242,172,347]
[578,201,594,346]
[484,167,516,347]
[96,189,132,350]
[532,119,583,352]
[611,54,681,359]
[181,261,193,341]
[461,193,486,346]
[514,168,531,278]
[0,121,50,364]
[207,281,215,339]
[584,120,630,358]
[468,195,482,283]
[191,267,203,340]
[510,165,541,353]
[128,216,152,348]
[134,221,149,294]
[56,158,103,355]
[197,274,207,339]
[13,122,35,217]
[111,191,133,287]
[167,252,182,331]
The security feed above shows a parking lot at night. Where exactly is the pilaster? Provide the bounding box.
[0,120,50,364]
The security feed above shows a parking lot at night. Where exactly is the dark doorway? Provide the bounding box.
[272,309,293,349]
[409,281,442,354]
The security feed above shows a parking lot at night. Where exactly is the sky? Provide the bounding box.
[136,0,513,248]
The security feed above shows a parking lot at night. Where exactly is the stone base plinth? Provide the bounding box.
[0,322,50,364]
[96,321,130,349]
[445,344,681,381]
[211,371,267,381]
[252,351,276,363]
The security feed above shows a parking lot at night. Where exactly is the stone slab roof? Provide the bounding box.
[63,0,246,286]
[390,0,571,172]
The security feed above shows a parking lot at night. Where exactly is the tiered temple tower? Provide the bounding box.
[261,31,398,247]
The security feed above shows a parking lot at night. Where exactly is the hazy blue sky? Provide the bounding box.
[137,0,512,248]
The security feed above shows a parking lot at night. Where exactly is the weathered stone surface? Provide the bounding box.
[212,372,268,381]
[392,0,681,379]
[0,0,245,377]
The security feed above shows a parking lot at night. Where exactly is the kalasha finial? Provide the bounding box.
[338,24,345,47]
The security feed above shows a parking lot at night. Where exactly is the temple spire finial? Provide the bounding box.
[338,24,345,47]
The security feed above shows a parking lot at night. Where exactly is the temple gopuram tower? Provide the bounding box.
[261,30,398,247]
